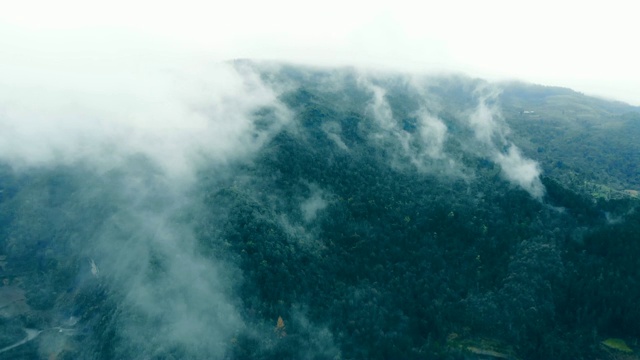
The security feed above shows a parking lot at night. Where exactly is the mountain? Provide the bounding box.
[0,61,639,359]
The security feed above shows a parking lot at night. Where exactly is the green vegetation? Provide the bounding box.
[447,335,519,359]
[602,338,634,353]
[0,64,639,359]
[501,82,640,195]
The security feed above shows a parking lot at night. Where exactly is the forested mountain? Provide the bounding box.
[0,62,639,359]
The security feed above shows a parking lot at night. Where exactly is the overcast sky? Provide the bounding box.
[1,0,639,105]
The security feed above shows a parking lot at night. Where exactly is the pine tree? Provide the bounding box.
[275,316,286,337]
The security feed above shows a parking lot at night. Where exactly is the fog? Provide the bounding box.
[357,73,545,198]
[3,0,638,105]
[88,173,242,357]
[300,184,329,223]
[468,88,545,199]
[0,45,557,358]
[0,58,289,179]
[0,42,293,356]
[360,75,455,174]
[0,8,623,355]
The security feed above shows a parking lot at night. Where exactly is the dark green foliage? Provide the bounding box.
[1,65,639,359]
[196,73,640,358]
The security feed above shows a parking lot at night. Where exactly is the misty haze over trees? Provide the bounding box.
[0,61,639,359]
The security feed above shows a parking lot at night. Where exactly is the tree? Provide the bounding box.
[275,316,286,338]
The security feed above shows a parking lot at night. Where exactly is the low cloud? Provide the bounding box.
[468,88,545,199]
[359,75,451,171]
[417,111,448,159]
[494,146,546,199]
[321,121,350,152]
[0,48,549,356]
[468,91,506,144]
[89,177,242,357]
[300,184,329,222]
[0,57,290,181]
[0,44,291,356]
[365,80,396,132]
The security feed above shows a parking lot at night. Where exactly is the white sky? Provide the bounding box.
[1,0,639,105]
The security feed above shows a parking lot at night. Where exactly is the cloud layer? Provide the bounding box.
[0,59,289,179]
[357,73,544,198]
[468,89,545,199]
[0,54,546,357]
[360,76,452,173]
[0,52,292,356]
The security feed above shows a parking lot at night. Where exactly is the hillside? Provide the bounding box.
[500,82,640,196]
[0,62,639,359]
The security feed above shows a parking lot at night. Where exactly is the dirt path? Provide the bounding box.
[0,328,42,354]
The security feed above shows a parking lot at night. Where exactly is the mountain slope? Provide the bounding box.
[0,62,639,359]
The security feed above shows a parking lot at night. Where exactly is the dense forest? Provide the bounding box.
[0,62,639,359]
